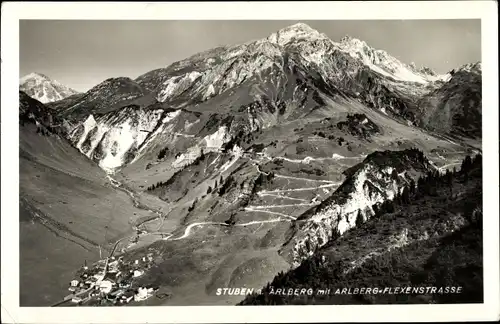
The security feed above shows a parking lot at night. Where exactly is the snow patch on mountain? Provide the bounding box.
[99,121,138,171]
[157,71,202,102]
[337,36,438,84]
[136,110,182,156]
[76,115,98,148]
[220,145,244,173]
[204,84,216,100]
[204,126,230,150]
[172,146,202,169]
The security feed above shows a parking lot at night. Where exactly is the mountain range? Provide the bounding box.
[19,23,482,306]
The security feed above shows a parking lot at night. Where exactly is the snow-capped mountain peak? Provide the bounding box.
[20,72,80,104]
[336,36,439,84]
[339,34,368,48]
[20,72,51,84]
[456,62,482,74]
[268,22,329,46]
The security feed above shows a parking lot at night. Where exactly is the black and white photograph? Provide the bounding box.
[1,1,498,323]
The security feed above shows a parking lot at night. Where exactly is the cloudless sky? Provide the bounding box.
[20,20,481,92]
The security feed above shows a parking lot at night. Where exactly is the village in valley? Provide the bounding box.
[64,250,166,306]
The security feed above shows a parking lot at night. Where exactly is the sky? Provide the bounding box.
[20,20,481,92]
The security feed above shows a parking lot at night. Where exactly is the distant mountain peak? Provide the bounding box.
[19,72,79,104]
[339,35,367,46]
[20,72,51,83]
[268,22,328,46]
[340,34,352,43]
[283,22,318,33]
[335,36,443,83]
[458,62,482,73]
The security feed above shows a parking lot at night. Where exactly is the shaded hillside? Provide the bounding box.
[418,63,482,138]
[19,91,69,136]
[240,154,483,305]
[55,77,151,120]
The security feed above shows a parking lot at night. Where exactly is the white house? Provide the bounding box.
[71,297,82,303]
[133,269,144,278]
[98,280,113,294]
[70,280,79,287]
[134,287,150,301]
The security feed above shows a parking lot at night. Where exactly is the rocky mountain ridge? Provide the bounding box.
[22,23,481,174]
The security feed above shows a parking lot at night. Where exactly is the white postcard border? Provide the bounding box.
[1,1,498,323]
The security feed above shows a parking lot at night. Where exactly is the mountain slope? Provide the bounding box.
[55,77,154,120]
[20,72,79,103]
[282,149,436,266]
[239,154,483,305]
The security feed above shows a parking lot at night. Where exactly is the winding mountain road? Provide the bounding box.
[274,174,337,183]
[259,182,339,194]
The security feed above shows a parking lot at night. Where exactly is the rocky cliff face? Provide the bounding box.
[66,106,180,172]
[283,149,436,266]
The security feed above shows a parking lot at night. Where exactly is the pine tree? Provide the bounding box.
[331,227,342,240]
[394,191,402,205]
[445,169,453,195]
[461,155,472,173]
[401,186,410,205]
[473,154,482,167]
[386,200,395,213]
[355,210,364,227]
[417,176,425,196]
[409,178,416,195]
[372,203,380,218]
